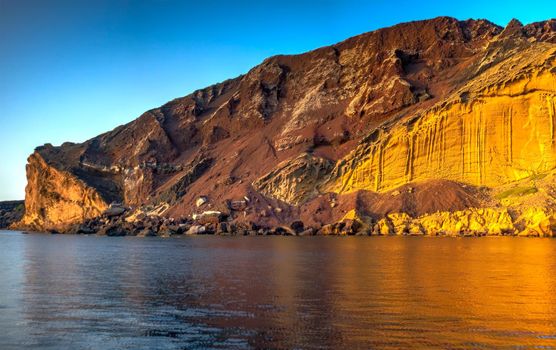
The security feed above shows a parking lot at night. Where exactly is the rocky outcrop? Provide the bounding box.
[0,201,24,229]
[13,16,556,236]
[253,153,333,205]
[367,207,556,237]
[18,152,109,232]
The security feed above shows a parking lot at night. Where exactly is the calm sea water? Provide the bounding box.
[1,230,555,349]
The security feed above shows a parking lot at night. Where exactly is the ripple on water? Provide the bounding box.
[0,232,555,349]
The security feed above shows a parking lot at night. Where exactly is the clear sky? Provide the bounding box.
[0,0,554,201]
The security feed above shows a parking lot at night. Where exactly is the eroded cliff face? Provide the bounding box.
[253,153,333,205]
[19,152,109,231]
[15,16,556,235]
[329,45,556,194]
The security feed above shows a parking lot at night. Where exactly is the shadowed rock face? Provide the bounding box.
[0,201,24,229]
[15,16,556,234]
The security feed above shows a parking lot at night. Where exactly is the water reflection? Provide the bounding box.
[0,232,555,349]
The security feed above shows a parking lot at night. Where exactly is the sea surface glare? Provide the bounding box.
[1,231,555,349]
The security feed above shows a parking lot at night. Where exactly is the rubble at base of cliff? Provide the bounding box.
[66,203,304,237]
[54,202,556,238]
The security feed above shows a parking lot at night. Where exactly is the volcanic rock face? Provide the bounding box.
[19,152,109,231]
[16,16,556,235]
[253,153,333,205]
[330,44,556,193]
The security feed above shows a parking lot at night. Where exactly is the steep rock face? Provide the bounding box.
[329,45,556,194]
[15,16,556,233]
[19,152,109,231]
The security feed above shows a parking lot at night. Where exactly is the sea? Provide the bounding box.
[1,230,555,349]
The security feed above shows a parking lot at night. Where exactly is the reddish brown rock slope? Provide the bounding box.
[15,16,556,234]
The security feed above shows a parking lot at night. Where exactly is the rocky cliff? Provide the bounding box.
[14,17,556,236]
[328,44,556,194]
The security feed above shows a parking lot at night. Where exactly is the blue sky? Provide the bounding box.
[0,0,554,200]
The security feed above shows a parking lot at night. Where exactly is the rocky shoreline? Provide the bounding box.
[11,202,556,238]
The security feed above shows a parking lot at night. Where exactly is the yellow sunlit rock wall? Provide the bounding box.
[18,152,108,231]
[332,50,556,194]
